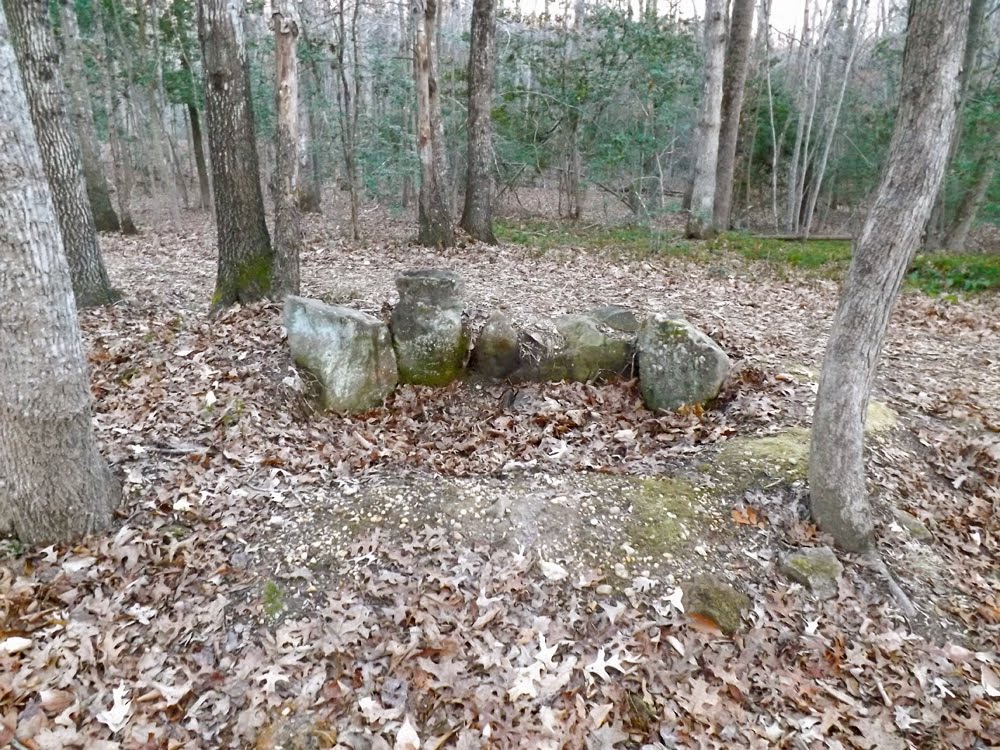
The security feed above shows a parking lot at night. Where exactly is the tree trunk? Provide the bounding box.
[0,5,120,544]
[925,0,987,249]
[197,0,274,312]
[336,0,362,240]
[686,0,727,239]
[809,0,970,552]
[413,0,453,248]
[943,153,995,252]
[100,8,139,236]
[58,0,120,232]
[272,0,301,297]
[712,0,754,231]
[189,101,212,210]
[297,63,322,213]
[3,0,119,308]
[460,0,498,243]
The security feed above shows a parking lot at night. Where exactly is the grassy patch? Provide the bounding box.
[495,219,695,259]
[261,580,286,618]
[495,220,1000,295]
[709,233,853,272]
[906,254,1000,294]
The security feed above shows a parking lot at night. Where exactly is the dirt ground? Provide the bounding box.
[1,195,998,748]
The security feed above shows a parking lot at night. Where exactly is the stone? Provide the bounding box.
[588,304,641,333]
[637,315,730,411]
[284,296,397,414]
[685,574,750,635]
[471,311,521,378]
[892,508,933,541]
[391,270,468,386]
[866,400,899,434]
[512,314,633,383]
[780,546,843,599]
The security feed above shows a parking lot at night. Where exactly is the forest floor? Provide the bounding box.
[2,199,999,749]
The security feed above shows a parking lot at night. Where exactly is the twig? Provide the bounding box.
[864,551,919,624]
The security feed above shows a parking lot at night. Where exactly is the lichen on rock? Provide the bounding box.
[637,315,730,412]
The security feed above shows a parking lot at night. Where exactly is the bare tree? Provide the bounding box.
[686,0,727,239]
[413,0,453,247]
[809,0,971,552]
[273,0,301,297]
[3,0,119,308]
[0,3,120,543]
[460,0,498,243]
[198,0,274,311]
[713,0,754,231]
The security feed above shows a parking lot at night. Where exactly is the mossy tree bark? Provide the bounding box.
[686,0,726,239]
[0,5,120,544]
[413,0,453,248]
[4,0,119,308]
[272,0,301,297]
[198,0,274,312]
[459,0,498,244]
[58,0,120,233]
[809,0,970,552]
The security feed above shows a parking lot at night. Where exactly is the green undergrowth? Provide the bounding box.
[496,220,1000,295]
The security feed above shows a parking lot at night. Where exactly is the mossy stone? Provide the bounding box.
[779,546,843,599]
[627,476,704,556]
[866,401,898,434]
[892,508,933,541]
[685,574,750,635]
[713,428,810,490]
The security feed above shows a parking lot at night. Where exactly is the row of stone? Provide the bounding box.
[284,270,731,414]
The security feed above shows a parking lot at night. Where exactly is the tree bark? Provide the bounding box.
[3,0,119,308]
[197,0,274,312]
[58,0,120,232]
[272,0,301,297]
[712,0,754,231]
[686,0,727,239]
[809,0,970,552]
[460,0,498,243]
[413,0,453,248]
[0,5,120,544]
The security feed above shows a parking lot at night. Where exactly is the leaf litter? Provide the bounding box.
[1,201,998,748]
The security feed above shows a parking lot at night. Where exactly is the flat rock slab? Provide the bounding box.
[284,296,398,413]
[257,471,744,594]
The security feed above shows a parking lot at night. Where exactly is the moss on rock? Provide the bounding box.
[779,546,843,599]
[685,574,750,635]
[627,476,705,556]
[713,427,810,490]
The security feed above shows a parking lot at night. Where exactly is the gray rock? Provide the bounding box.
[637,315,730,411]
[471,311,521,379]
[391,270,468,386]
[588,304,641,333]
[780,546,843,599]
[512,314,633,383]
[284,296,397,413]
